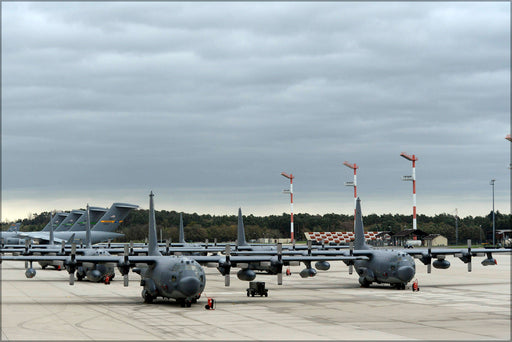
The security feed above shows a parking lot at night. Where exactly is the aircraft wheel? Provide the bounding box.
[76,273,84,281]
[142,290,154,304]
[247,291,250,297]
[41,265,47,270]
[251,293,255,297]
[186,301,192,308]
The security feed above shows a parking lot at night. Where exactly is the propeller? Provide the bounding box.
[60,241,65,255]
[277,243,283,285]
[292,239,296,251]
[349,242,354,275]
[122,244,130,287]
[467,239,472,272]
[107,239,111,249]
[307,240,312,256]
[427,239,432,273]
[224,244,231,287]
[214,238,217,247]
[129,241,134,256]
[24,239,30,268]
[165,239,170,256]
[67,243,77,285]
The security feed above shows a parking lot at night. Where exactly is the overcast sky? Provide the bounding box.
[1,2,510,223]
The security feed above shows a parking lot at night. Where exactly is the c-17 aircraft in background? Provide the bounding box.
[0,192,367,307]
[14,203,138,244]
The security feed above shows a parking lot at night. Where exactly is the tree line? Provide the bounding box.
[2,209,509,244]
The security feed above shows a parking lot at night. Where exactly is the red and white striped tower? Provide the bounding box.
[400,152,418,230]
[343,161,359,220]
[281,172,295,242]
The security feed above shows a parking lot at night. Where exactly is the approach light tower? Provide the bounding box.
[401,152,418,230]
[506,134,511,216]
[343,161,359,220]
[281,172,295,242]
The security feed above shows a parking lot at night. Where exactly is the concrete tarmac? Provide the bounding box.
[1,253,510,340]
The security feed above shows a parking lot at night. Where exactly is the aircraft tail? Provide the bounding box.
[148,191,162,256]
[41,213,68,231]
[68,207,107,231]
[49,215,54,245]
[55,210,84,231]
[354,198,370,250]
[91,203,139,232]
[237,208,248,247]
[8,222,21,232]
[179,213,186,244]
[85,205,92,248]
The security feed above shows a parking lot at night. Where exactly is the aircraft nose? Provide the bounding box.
[178,276,201,297]
[89,270,102,282]
[397,266,415,283]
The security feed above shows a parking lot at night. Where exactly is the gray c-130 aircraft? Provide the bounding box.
[261,197,510,289]
[0,192,367,307]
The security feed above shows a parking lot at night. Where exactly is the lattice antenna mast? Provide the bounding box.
[401,152,418,230]
[281,172,295,242]
[343,161,359,223]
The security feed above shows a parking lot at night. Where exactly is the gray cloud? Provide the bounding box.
[2,2,509,221]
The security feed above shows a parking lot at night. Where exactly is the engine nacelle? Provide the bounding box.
[299,268,317,278]
[481,258,497,266]
[25,268,36,278]
[314,261,330,271]
[433,259,450,269]
[237,269,256,281]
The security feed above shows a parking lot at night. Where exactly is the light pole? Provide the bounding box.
[281,172,294,243]
[490,179,496,246]
[400,152,418,230]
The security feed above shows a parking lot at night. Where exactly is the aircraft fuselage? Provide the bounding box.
[355,249,416,288]
[138,256,205,306]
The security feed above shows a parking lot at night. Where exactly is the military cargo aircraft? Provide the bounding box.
[241,198,510,289]
[0,192,366,306]
[14,203,138,244]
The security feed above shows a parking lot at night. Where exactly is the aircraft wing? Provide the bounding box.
[15,232,68,244]
[404,247,511,258]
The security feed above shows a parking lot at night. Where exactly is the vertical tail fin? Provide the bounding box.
[41,213,68,231]
[68,207,107,231]
[148,191,161,257]
[354,198,369,250]
[179,213,186,244]
[91,203,139,232]
[85,204,92,249]
[49,214,54,245]
[55,210,84,231]
[8,222,21,232]
[237,208,248,247]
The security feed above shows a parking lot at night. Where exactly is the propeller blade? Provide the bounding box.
[277,243,283,285]
[307,240,312,256]
[349,242,354,275]
[467,239,472,272]
[224,244,231,287]
[165,239,170,255]
[123,244,129,287]
[427,239,432,274]
[69,272,75,286]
